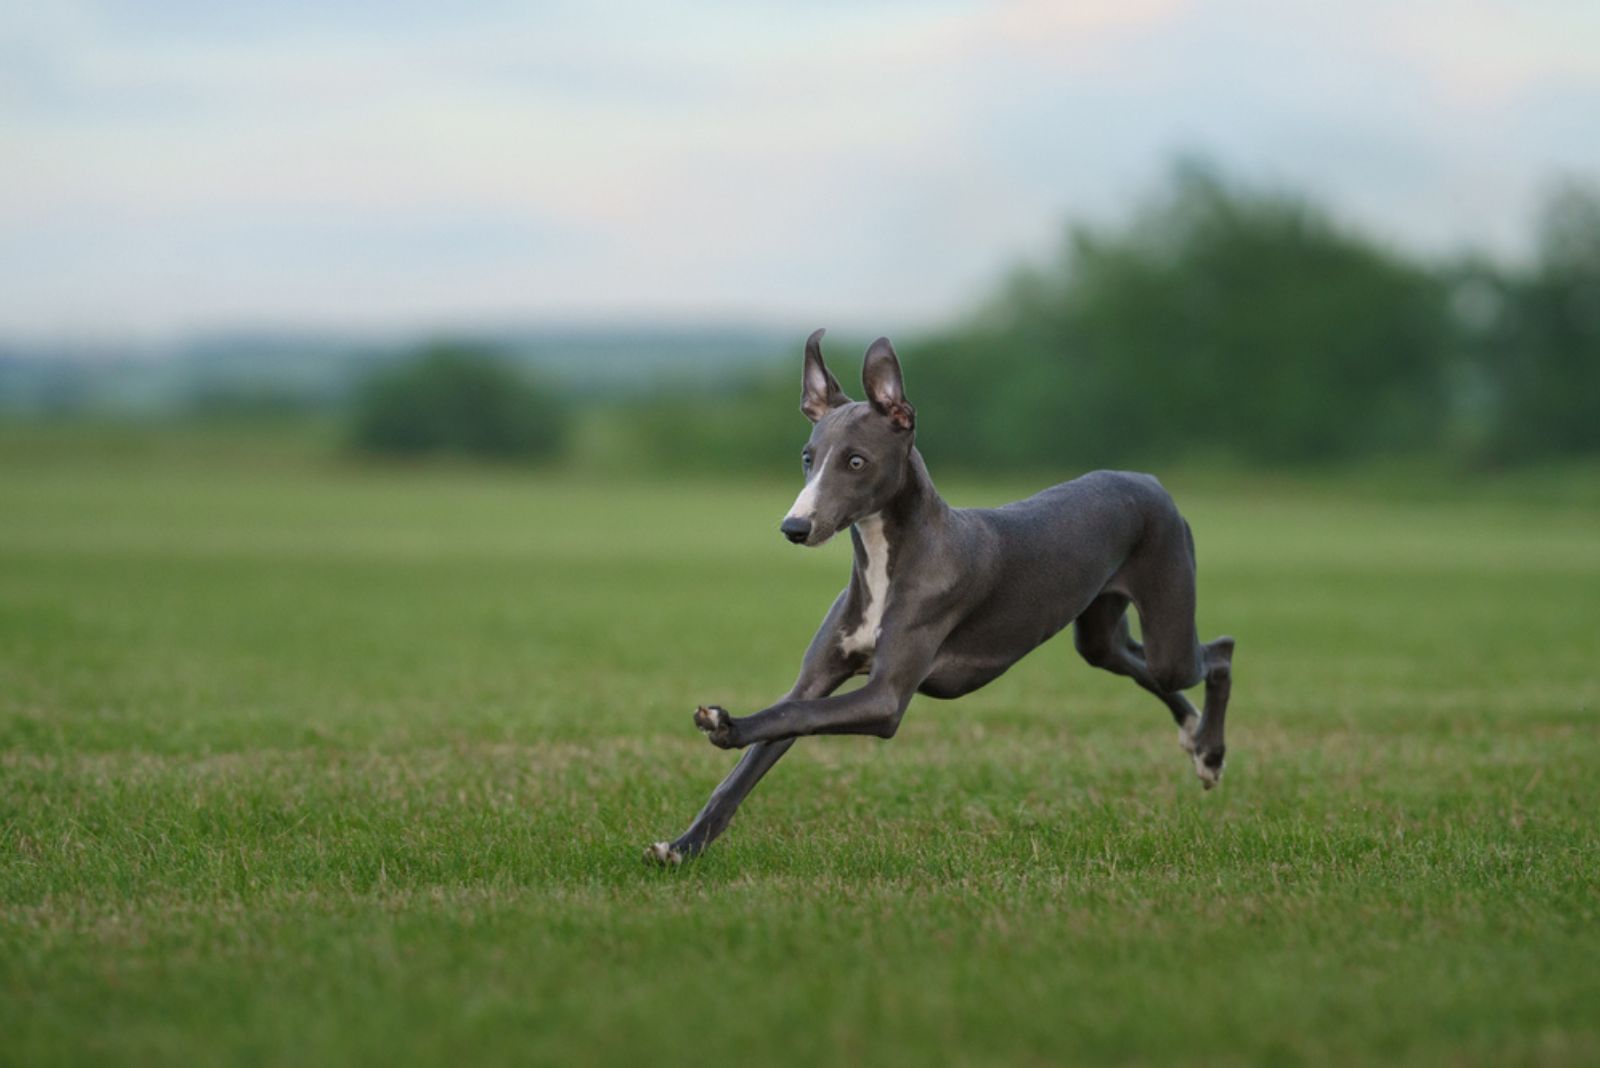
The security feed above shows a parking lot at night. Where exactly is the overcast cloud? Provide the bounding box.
[3,0,1599,339]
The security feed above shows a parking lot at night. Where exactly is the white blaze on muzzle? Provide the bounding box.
[786,448,833,522]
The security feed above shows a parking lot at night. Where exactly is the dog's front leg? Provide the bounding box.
[652,679,910,865]
[645,596,857,865]
[695,681,906,747]
[644,739,795,866]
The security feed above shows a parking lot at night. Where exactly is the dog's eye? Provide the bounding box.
[848,455,866,470]
[802,452,813,470]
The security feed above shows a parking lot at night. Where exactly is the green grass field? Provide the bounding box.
[3,429,1598,1066]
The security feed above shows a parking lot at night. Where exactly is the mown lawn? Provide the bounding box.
[2,432,1597,1066]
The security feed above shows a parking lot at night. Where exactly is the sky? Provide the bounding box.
[3,0,1599,340]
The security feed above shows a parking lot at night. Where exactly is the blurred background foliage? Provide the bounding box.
[4,162,1598,477]
[913,162,1454,471]
[350,343,569,461]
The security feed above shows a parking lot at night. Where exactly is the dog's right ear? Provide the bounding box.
[800,328,851,423]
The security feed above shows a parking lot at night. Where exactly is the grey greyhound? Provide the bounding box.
[645,329,1234,865]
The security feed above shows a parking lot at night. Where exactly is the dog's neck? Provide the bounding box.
[849,447,949,577]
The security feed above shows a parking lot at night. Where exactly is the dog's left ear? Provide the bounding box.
[862,337,915,432]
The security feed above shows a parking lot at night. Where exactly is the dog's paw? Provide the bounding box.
[643,841,684,867]
[693,705,738,749]
[1192,745,1226,790]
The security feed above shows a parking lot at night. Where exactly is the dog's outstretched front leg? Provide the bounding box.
[699,625,941,749]
[651,683,909,865]
[645,596,856,866]
[700,680,910,747]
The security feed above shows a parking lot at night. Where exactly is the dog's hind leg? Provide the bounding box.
[1093,513,1233,788]
[1073,592,1198,731]
[1187,635,1234,788]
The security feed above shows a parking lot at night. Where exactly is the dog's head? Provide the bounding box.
[780,329,916,547]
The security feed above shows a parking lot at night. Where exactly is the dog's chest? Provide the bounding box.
[840,515,890,657]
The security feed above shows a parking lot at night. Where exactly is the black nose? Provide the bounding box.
[780,516,812,544]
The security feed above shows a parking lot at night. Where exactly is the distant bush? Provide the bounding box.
[351,343,568,460]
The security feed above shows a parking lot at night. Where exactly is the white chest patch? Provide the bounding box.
[840,514,890,656]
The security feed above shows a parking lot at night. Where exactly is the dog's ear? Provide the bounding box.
[862,337,914,432]
[800,328,850,423]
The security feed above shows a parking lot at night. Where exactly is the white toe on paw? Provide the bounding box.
[1193,750,1224,789]
[644,841,683,867]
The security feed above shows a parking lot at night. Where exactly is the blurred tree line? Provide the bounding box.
[352,162,1600,473]
[611,163,1600,475]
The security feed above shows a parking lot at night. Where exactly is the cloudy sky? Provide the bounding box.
[3,0,1599,339]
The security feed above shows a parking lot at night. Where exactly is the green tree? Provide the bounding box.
[1491,182,1600,458]
[913,163,1455,470]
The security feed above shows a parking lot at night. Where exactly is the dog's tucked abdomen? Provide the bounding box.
[915,470,1184,700]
